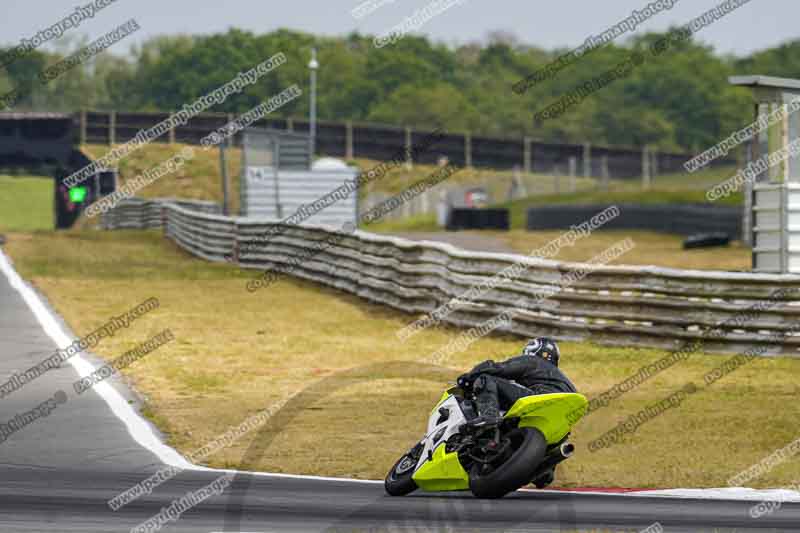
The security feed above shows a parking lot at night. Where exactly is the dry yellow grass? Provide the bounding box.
[3,229,799,488]
[81,143,243,213]
[79,143,586,215]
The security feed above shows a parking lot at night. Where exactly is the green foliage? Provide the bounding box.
[0,28,797,152]
[735,41,800,80]
[368,83,478,131]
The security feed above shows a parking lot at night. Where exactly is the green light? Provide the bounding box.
[69,186,88,203]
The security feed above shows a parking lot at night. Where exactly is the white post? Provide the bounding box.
[421,188,430,214]
[308,48,319,158]
[568,157,577,192]
[345,120,354,160]
[437,189,449,227]
[109,110,116,146]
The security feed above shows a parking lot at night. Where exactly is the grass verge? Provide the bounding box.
[3,229,799,488]
[81,143,243,214]
[0,175,54,232]
[80,143,590,214]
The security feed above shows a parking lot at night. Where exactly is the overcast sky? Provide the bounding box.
[0,0,792,58]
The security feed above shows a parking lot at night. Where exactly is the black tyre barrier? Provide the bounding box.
[527,203,742,237]
[447,208,510,231]
[683,232,731,249]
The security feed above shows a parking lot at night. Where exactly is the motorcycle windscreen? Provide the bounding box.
[504,393,588,445]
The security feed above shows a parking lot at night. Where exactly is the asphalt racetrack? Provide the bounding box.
[3,468,800,532]
[2,252,799,532]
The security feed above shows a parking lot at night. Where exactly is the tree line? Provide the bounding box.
[1,28,798,152]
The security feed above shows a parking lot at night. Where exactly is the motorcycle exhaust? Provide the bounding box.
[532,441,575,479]
[529,441,576,486]
[559,442,575,459]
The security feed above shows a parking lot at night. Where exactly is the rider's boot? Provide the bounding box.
[470,376,503,427]
[532,467,555,489]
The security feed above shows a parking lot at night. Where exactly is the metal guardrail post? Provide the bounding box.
[651,148,659,178]
[781,182,789,273]
[465,132,472,168]
[583,142,591,178]
[109,111,116,146]
[523,137,532,174]
[568,157,577,192]
[742,106,757,249]
[642,146,651,190]
[601,155,610,191]
[227,113,235,146]
[346,120,354,160]
[405,126,413,170]
[220,140,230,216]
[273,139,282,218]
[233,222,240,263]
[79,110,87,145]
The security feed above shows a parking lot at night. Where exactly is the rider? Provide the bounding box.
[456,337,576,427]
[457,337,577,489]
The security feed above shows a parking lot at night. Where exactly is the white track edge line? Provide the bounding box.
[0,250,193,469]
[0,249,382,483]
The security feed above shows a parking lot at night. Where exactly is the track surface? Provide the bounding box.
[388,231,517,254]
[3,467,800,532]
[1,251,800,532]
[0,260,163,473]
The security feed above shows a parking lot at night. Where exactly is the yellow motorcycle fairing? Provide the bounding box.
[504,392,588,444]
[411,442,470,491]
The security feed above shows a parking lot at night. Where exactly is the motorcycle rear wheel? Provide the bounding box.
[469,427,547,499]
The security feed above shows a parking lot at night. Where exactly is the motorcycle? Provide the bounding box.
[385,384,588,499]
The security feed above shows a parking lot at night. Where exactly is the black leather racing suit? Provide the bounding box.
[464,355,577,418]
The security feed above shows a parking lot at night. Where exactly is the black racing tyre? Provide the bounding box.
[384,452,419,496]
[469,427,547,499]
[683,232,730,249]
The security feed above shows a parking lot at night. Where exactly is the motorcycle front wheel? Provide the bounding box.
[384,447,420,496]
[469,427,547,499]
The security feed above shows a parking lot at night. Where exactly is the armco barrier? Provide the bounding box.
[101,198,800,356]
[99,197,221,230]
[527,204,743,238]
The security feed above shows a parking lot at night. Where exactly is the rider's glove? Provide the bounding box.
[457,372,476,389]
[458,360,498,389]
